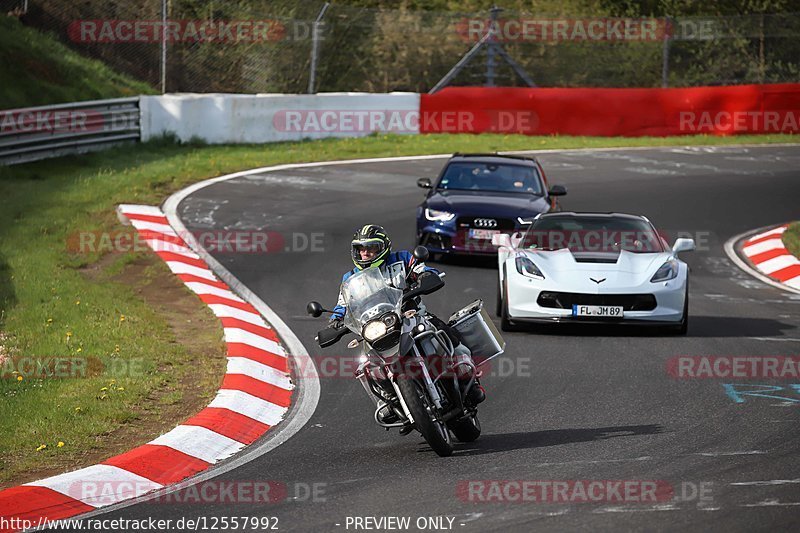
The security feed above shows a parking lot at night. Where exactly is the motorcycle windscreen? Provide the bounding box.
[450,300,506,367]
[341,268,402,332]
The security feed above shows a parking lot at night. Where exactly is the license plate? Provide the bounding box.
[469,229,500,240]
[572,305,624,318]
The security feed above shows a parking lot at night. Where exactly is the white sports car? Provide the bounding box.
[493,212,695,334]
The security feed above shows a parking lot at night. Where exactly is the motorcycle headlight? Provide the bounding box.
[425,208,455,222]
[515,256,545,280]
[363,320,388,341]
[651,259,679,282]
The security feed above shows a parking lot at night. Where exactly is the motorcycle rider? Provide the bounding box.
[330,224,486,414]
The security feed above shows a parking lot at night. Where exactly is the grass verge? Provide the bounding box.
[0,17,154,109]
[0,131,797,486]
[782,222,800,259]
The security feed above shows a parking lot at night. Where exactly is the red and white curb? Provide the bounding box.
[740,225,800,291]
[0,204,293,531]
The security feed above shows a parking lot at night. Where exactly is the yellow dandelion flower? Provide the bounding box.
[75,300,80,305]
[36,444,47,452]
[74,407,82,411]
[119,315,126,322]
[47,318,53,323]
[117,387,125,391]
[100,387,108,392]
[17,375,23,382]
[76,347,82,353]
[57,441,65,448]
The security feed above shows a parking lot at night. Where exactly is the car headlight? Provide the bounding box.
[425,208,455,222]
[515,256,545,279]
[363,320,388,341]
[651,259,679,282]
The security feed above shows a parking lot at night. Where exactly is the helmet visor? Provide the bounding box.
[352,238,387,266]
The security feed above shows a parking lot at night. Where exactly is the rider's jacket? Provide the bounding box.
[331,250,439,320]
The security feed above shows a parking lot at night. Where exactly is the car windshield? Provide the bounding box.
[437,162,543,195]
[520,216,665,253]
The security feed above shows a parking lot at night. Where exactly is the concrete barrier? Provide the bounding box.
[140,92,421,143]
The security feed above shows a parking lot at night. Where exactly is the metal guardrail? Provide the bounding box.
[0,97,140,165]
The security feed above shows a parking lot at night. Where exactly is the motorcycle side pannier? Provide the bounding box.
[448,299,505,366]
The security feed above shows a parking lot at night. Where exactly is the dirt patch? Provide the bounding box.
[5,252,226,487]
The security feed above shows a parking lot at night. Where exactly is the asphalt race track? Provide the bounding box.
[80,146,800,532]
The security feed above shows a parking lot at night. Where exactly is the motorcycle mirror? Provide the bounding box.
[306,301,325,317]
[413,245,430,263]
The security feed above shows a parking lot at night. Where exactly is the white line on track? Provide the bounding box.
[693,451,766,457]
[731,479,800,486]
[741,500,800,507]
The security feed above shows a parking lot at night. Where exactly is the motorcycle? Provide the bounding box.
[306,246,505,457]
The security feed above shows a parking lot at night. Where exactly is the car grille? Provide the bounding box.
[456,217,516,231]
[452,217,516,253]
[537,292,657,311]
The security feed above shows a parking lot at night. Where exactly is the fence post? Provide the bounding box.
[308,2,331,94]
[160,0,168,94]
[661,17,672,88]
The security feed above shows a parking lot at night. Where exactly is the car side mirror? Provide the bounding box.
[417,178,432,189]
[672,238,695,254]
[413,245,430,262]
[491,233,512,248]
[548,184,567,197]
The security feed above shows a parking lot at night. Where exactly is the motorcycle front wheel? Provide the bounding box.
[396,376,453,457]
[451,414,481,442]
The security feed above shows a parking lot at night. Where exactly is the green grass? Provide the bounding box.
[0,131,798,485]
[783,222,800,259]
[0,17,154,109]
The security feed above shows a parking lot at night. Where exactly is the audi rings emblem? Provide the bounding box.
[473,218,498,228]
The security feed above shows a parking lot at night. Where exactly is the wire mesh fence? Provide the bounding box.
[11,1,800,95]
